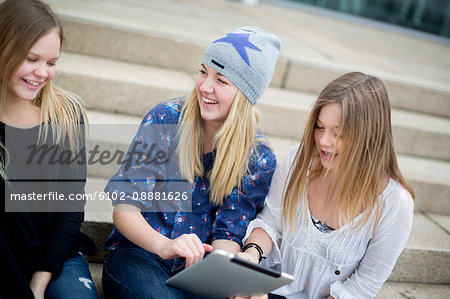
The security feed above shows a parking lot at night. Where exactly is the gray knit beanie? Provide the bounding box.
[201,26,281,104]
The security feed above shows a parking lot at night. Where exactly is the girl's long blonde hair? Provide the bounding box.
[0,0,87,178]
[177,87,261,205]
[283,72,414,231]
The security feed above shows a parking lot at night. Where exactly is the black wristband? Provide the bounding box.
[241,242,266,263]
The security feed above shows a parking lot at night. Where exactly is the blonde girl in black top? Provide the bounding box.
[0,0,97,298]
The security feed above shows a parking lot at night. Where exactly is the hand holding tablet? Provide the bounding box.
[166,249,293,299]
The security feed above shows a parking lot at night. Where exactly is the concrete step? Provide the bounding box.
[82,129,450,285]
[87,263,450,299]
[84,109,450,215]
[47,0,450,118]
[87,263,103,299]
[259,88,450,161]
[84,177,113,224]
[54,52,193,117]
[375,282,450,298]
[84,171,450,285]
[388,211,450,285]
[266,135,450,215]
[82,209,450,285]
[55,52,450,161]
[82,177,113,264]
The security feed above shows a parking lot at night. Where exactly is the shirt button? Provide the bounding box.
[335,270,340,275]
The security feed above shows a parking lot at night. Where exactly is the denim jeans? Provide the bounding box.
[45,252,99,299]
[102,244,206,299]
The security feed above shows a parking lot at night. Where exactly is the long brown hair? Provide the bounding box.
[283,72,414,231]
[0,0,86,177]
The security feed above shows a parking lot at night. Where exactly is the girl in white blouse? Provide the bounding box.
[236,72,415,299]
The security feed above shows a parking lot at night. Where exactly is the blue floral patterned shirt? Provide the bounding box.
[104,99,277,250]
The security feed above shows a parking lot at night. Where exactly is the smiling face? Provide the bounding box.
[196,64,238,129]
[314,103,343,170]
[6,28,60,103]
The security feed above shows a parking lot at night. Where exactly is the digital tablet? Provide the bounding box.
[165,249,293,298]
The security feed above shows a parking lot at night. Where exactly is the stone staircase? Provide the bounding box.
[45,0,449,297]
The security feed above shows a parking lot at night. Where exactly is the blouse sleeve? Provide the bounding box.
[329,185,414,299]
[0,225,35,298]
[211,142,277,247]
[243,144,298,266]
[38,212,85,278]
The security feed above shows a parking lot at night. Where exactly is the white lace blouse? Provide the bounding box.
[244,145,414,299]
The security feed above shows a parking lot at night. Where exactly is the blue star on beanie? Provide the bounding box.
[201,26,281,104]
[212,33,262,66]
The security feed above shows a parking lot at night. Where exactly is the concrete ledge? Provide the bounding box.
[388,212,450,284]
[82,211,450,285]
[283,58,450,118]
[84,110,450,214]
[81,221,113,264]
[54,16,450,117]
[87,263,103,299]
[391,249,450,284]
[59,17,288,89]
[55,52,193,118]
[60,17,205,75]
[375,282,450,298]
[426,212,450,233]
[54,53,450,161]
[88,263,450,299]
[82,181,449,285]
[396,155,450,214]
[266,136,450,215]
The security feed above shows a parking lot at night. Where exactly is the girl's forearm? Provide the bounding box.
[29,271,52,299]
[113,204,169,256]
[243,227,273,257]
[211,239,241,254]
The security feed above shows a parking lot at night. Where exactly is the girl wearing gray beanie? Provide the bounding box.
[102,26,282,298]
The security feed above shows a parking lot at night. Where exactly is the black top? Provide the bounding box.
[0,121,97,298]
